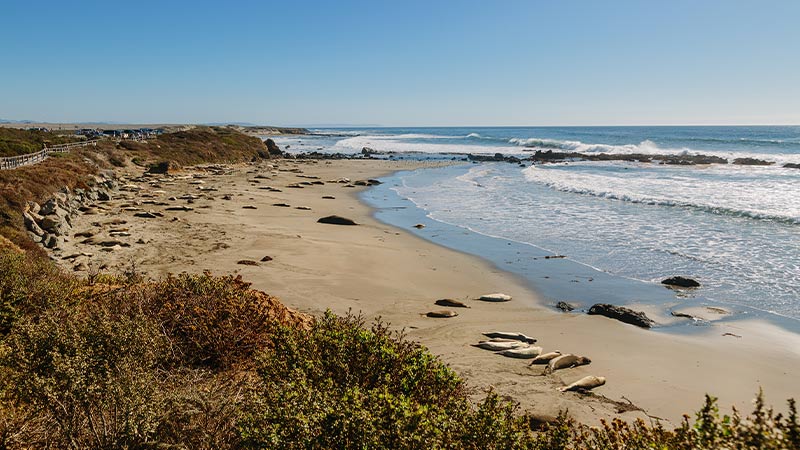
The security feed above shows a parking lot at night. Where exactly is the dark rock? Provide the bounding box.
[732,158,773,166]
[260,256,273,262]
[134,212,160,219]
[783,163,800,169]
[322,196,336,199]
[361,147,378,155]
[237,260,259,266]
[555,301,574,312]
[272,203,291,207]
[662,276,700,288]
[587,303,655,328]
[265,138,283,156]
[242,205,258,210]
[147,161,180,174]
[317,215,358,226]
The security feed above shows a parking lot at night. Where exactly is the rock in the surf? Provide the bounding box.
[661,276,701,288]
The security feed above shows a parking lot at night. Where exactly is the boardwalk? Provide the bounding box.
[0,140,97,170]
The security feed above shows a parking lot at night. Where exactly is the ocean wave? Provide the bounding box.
[522,164,800,225]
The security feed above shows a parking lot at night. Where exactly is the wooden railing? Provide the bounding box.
[0,140,97,170]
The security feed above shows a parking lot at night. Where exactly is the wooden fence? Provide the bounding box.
[0,140,97,170]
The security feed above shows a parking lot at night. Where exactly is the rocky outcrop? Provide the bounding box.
[783,163,800,169]
[587,303,655,329]
[264,139,283,156]
[732,158,773,166]
[662,276,700,288]
[22,179,116,251]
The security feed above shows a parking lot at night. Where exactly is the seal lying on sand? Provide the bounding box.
[498,346,543,359]
[472,340,529,351]
[528,351,563,365]
[559,375,606,392]
[544,354,591,374]
[478,293,512,302]
[435,299,470,308]
[482,331,537,344]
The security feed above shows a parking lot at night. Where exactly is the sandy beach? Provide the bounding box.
[51,158,800,426]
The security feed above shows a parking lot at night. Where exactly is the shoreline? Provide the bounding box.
[363,163,800,335]
[48,158,800,426]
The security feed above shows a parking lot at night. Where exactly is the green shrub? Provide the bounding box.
[239,311,538,449]
[0,250,80,334]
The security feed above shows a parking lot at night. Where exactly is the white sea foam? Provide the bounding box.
[522,162,800,224]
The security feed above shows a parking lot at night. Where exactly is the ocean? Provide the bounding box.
[271,126,800,327]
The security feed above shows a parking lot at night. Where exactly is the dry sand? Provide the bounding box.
[52,158,800,425]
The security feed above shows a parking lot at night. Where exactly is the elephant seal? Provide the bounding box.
[479,293,512,302]
[559,375,606,392]
[498,346,543,359]
[435,299,470,308]
[482,331,537,344]
[544,354,591,374]
[426,310,458,318]
[472,340,528,351]
[528,351,563,365]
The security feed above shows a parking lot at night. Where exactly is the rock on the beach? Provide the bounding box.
[661,276,701,288]
[587,303,655,328]
[322,196,336,199]
[555,301,575,312]
[265,138,283,156]
[273,203,291,207]
[134,212,161,219]
[434,299,470,308]
[426,310,458,318]
[237,260,260,266]
[478,293,512,302]
[260,256,273,262]
[413,223,425,229]
[317,215,358,226]
[559,375,606,392]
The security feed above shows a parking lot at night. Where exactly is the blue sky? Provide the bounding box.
[1,1,798,126]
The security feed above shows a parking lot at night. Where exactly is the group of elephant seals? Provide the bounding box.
[435,298,470,308]
[559,375,606,392]
[426,310,458,318]
[482,331,536,344]
[478,293,512,302]
[544,354,592,374]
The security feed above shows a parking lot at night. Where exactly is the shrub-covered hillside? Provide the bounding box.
[0,247,798,448]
